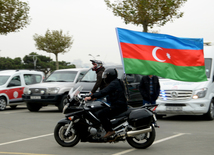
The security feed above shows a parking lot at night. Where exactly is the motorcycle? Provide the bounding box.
[54,86,159,149]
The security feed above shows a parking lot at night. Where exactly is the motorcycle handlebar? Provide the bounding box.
[81,94,90,98]
[141,104,158,111]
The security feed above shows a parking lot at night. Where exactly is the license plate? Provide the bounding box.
[30,96,41,99]
[166,106,182,111]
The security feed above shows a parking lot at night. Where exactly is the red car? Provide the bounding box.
[0,70,44,110]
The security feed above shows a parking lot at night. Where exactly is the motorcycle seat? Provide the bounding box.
[113,108,133,119]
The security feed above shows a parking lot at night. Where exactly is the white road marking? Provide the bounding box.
[0,106,57,114]
[0,132,187,155]
[0,133,53,146]
[0,110,27,114]
[112,149,135,155]
[0,152,53,155]
[153,133,187,144]
[112,133,187,155]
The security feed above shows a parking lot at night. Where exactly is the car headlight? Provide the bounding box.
[47,87,60,94]
[23,87,31,94]
[192,88,207,99]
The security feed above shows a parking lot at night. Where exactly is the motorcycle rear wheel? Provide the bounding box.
[126,126,156,149]
[54,123,80,147]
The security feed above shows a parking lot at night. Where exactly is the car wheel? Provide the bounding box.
[204,101,214,120]
[156,114,166,119]
[10,105,17,109]
[58,94,68,112]
[27,102,42,112]
[0,97,7,111]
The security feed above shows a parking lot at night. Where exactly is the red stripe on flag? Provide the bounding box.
[120,42,204,66]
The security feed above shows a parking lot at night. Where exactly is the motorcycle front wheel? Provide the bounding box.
[126,126,156,149]
[54,123,80,147]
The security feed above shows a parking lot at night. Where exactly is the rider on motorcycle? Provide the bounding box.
[90,60,106,95]
[84,68,128,138]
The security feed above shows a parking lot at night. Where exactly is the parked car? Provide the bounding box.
[156,43,214,120]
[0,70,44,110]
[22,68,89,112]
[73,65,143,105]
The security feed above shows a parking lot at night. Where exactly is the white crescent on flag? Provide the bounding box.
[152,47,166,62]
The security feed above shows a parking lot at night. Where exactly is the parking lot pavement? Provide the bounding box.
[0,106,214,155]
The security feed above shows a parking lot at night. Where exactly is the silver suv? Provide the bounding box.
[22,68,89,112]
[73,65,143,105]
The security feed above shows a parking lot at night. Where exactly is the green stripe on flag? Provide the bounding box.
[123,58,207,82]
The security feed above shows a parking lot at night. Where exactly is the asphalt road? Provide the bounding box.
[0,104,214,155]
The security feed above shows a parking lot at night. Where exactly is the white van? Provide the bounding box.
[156,43,214,120]
[0,70,44,110]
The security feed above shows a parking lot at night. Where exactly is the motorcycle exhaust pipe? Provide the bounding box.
[126,126,152,137]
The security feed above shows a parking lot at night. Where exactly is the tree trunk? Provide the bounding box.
[143,23,148,32]
[55,54,59,70]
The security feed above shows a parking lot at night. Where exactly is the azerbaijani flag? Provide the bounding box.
[116,27,207,82]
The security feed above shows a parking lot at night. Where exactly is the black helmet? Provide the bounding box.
[90,60,103,71]
[102,68,118,84]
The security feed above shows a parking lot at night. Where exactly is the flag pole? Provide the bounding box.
[115,27,125,74]
[115,27,130,100]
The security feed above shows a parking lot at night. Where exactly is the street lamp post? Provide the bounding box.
[28,55,37,70]
[88,54,100,60]
[33,55,37,70]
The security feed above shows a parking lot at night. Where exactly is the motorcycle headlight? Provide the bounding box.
[192,88,208,99]
[46,87,60,94]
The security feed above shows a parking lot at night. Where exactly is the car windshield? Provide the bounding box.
[45,71,78,82]
[0,76,10,86]
[80,68,124,82]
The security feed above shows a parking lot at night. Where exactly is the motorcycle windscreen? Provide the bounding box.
[69,86,83,100]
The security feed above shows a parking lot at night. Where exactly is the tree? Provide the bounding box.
[33,29,74,70]
[23,52,53,70]
[23,52,76,76]
[104,0,187,32]
[13,57,23,69]
[0,0,30,35]
[0,57,23,69]
[58,61,76,69]
[0,53,76,74]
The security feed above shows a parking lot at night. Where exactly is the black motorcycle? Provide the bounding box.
[54,86,159,149]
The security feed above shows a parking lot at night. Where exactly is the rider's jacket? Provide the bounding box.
[91,78,127,108]
[91,67,106,94]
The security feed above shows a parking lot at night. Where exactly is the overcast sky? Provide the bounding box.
[1,0,214,68]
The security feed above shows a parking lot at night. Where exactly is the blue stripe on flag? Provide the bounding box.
[116,27,203,50]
